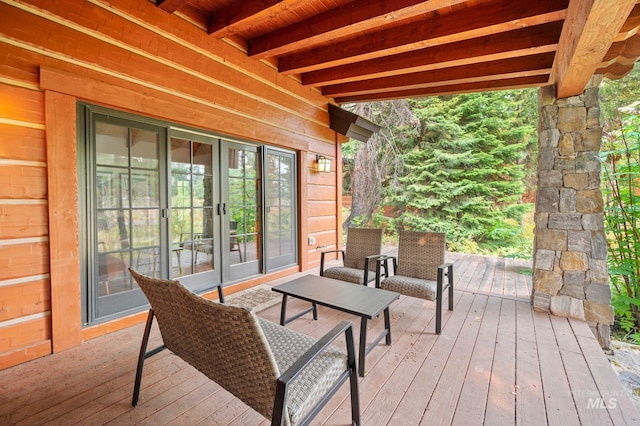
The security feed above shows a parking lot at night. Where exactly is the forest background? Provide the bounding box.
[342,65,640,340]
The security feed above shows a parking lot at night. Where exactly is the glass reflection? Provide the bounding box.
[94,121,161,298]
[170,138,214,278]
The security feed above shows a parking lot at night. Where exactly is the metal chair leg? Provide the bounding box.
[132,309,165,406]
[345,325,361,425]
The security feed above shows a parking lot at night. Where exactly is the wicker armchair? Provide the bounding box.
[128,268,360,426]
[320,227,383,285]
[375,231,454,334]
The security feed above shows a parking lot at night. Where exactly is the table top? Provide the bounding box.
[272,275,400,319]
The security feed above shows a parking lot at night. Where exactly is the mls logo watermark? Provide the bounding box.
[587,397,618,409]
[573,389,624,410]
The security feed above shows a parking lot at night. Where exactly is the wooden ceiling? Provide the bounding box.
[154,0,640,103]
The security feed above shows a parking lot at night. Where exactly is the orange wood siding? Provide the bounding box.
[305,150,340,267]
[0,278,50,322]
[0,165,47,199]
[0,204,49,238]
[0,72,50,367]
[0,1,332,147]
[0,125,47,162]
[0,316,51,353]
[0,242,50,281]
[0,0,341,368]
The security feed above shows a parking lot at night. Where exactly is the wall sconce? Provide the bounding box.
[316,155,331,173]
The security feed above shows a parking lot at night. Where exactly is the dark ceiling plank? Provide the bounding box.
[208,0,285,37]
[248,0,468,59]
[303,22,563,87]
[553,0,636,98]
[323,52,555,97]
[335,75,550,103]
[156,0,188,14]
[278,0,568,74]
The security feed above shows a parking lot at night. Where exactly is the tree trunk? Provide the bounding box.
[344,139,381,232]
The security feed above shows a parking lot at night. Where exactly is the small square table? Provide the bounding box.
[272,275,400,376]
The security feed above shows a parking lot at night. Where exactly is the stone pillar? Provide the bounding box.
[532,76,613,348]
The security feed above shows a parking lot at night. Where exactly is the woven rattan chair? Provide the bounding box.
[128,268,360,426]
[375,231,454,334]
[320,227,384,285]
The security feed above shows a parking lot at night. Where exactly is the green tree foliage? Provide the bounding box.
[342,101,419,232]
[601,93,640,342]
[600,66,640,123]
[390,91,537,254]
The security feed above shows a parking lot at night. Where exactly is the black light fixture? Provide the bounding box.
[316,155,331,173]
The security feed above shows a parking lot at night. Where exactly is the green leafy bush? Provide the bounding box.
[601,102,640,343]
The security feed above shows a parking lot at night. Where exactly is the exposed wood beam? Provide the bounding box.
[553,0,636,98]
[208,0,291,37]
[278,0,568,74]
[303,22,563,87]
[597,62,636,80]
[596,33,640,79]
[248,0,468,59]
[614,4,640,41]
[156,0,188,14]
[601,33,640,66]
[335,75,550,104]
[323,52,555,97]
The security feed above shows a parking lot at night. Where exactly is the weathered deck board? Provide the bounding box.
[421,294,489,425]
[572,319,640,425]
[0,253,638,425]
[451,296,501,425]
[484,298,517,424]
[534,311,581,426]
[515,299,546,425]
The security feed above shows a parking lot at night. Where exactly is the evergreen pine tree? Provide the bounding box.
[393,91,536,253]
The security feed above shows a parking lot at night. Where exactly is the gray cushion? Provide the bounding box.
[323,266,366,284]
[258,318,348,425]
[381,275,437,301]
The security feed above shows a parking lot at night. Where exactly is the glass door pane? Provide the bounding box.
[169,133,219,291]
[224,142,261,281]
[93,119,163,320]
[265,149,297,270]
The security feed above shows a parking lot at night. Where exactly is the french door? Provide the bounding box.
[265,149,297,270]
[168,130,221,290]
[88,114,166,320]
[81,106,297,324]
[222,142,262,281]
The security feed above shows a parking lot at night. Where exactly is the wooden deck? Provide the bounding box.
[1,253,639,425]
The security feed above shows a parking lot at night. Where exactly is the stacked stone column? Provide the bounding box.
[532,77,613,348]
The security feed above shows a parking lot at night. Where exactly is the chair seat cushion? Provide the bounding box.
[381,275,437,301]
[258,318,348,425]
[322,266,367,284]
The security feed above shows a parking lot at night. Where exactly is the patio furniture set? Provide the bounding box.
[128,228,454,425]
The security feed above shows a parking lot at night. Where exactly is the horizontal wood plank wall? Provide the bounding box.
[0,78,51,368]
[306,151,338,268]
[0,0,340,367]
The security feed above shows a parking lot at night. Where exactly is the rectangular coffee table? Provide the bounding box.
[272,275,400,376]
